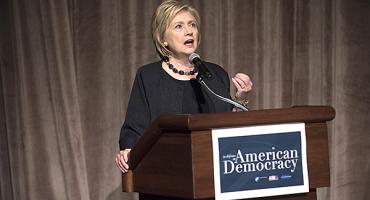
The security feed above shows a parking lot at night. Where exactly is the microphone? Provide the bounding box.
[189,53,212,80]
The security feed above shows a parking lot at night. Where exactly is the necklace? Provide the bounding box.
[166,62,197,75]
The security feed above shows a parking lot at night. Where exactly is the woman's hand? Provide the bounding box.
[232,73,253,101]
[115,149,131,173]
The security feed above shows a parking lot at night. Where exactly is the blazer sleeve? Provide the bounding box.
[221,70,234,111]
[119,69,150,150]
[207,62,234,111]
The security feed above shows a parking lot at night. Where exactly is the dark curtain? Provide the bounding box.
[1,0,369,199]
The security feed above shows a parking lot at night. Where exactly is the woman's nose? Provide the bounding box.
[184,25,193,35]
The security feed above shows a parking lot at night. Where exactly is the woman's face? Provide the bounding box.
[164,11,199,59]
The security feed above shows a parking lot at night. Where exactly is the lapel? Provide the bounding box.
[158,70,183,114]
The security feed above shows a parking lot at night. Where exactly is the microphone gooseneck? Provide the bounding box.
[198,79,249,111]
[189,53,248,111]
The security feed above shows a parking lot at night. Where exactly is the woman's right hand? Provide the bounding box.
[115,149,131,173]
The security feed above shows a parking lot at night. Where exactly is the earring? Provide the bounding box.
[163,42,168,46]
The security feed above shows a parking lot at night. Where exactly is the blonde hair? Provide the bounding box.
[151,0,201,60]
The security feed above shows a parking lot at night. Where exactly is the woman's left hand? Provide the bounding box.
[231,73,253,101]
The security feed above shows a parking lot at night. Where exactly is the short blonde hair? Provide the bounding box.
[151,0,201,60]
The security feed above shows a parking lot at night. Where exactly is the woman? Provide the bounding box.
[115,0,252,175]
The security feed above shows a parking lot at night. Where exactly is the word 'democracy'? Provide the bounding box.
[222,147,299,175]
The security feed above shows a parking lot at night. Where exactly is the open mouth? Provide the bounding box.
[184,39,194,46]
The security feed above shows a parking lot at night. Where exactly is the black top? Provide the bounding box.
[119,61,233,150]
[167,74,209,114]
[181,80,202,114]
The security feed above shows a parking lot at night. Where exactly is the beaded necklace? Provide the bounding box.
[166,62,197,75]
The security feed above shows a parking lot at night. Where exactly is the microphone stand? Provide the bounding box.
[196,75,249,111]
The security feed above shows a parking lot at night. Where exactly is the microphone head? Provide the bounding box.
[189,53,200,63]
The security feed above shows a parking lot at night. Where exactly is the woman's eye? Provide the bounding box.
[175,24,182,29]
[190,23,197,27]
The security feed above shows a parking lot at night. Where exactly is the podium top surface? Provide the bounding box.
[157,105,335,132]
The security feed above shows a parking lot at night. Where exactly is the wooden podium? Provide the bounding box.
[122,106,335,200]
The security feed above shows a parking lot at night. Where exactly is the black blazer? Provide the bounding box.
[119,61,233,149]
